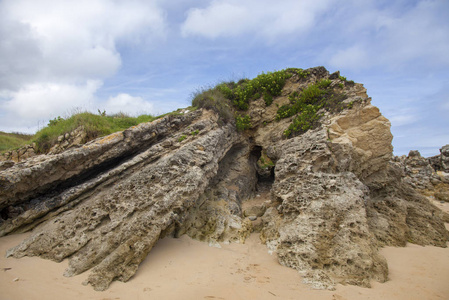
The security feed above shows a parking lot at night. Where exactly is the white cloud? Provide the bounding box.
[0,83,155,133]
[101,94,154,116]
[181,0,334,39]
[388,113,417,127]
[0,0,166,132]
[2,81,100,120]
[328,46,370,71]
[326,1,449,71]
[0,0,166,89]
[0,81,101,132]
[380,1,449,68]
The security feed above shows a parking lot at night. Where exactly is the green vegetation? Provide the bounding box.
[285,68,310,79]
[235,114,252,131]
[34,112,157,152]
[2,68,354,154]
[190,68,352,136]
[0,112,155,153]
[217,70,292,109]
[191,86,233,124]
[257,151,275,169]
[0,132,33,153]
[178,135,187,142]
[276,79,347,137]
[191,68,312,131]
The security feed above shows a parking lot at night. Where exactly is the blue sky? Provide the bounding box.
[0,0,448,156]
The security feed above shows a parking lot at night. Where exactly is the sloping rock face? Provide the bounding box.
[1,110,241,290]
[1,67,448,291]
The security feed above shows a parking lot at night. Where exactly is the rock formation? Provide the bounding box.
[394,146,449,203]
[430,144,449,172]
[0,143,37,162]
[0,126,89,162]
[1,67,448,291]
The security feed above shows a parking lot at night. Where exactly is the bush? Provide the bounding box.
[48,116,64,127]
[191,87,233,123]
[215,70,292,110]
[285,68,310,79]
[277,78,347,137]
[283,105,320,137]
[235,114,252,131]
[238,71,290,109]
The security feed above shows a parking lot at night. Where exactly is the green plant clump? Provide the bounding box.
[217,70,292,110]
[282,105,320,137]
[285,68,310,79]
[178,135,187,142]
[191,87,233,124]
[191,68,314,130]
[257,151,275,169]
[235,114,252,131]
[276,79,347,137]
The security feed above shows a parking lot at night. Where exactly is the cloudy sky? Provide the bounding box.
[0,0,448,156]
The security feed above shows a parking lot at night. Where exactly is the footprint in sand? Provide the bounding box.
[257,276,271,284]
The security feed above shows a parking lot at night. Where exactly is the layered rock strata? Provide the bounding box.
[1,67,448,291]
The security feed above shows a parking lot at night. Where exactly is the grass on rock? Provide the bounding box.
[34,112,157,153]
[0,132,33,152]
[1,112,157,154]
[1,67,352,154]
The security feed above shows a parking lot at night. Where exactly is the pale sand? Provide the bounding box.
[1,200,448,300]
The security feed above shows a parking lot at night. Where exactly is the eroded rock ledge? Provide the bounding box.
[1,67,448,291]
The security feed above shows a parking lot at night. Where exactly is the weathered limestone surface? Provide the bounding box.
[0,144,37,163]
[0,127,89,163]
[394,147,449,203]
[2,110,243,290]
[1,67,448,291]
[258,98,394,289]
[260,129,388,289]
[0,111,200,216]
[177,142,256,245]
[430,144,449,172]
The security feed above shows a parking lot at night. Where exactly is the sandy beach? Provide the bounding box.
[1,200,448,300]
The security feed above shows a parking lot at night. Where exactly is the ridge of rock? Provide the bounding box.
[1,67,448,291]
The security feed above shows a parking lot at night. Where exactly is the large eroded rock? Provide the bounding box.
[3,110,241,290]
[1,67,448,291]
